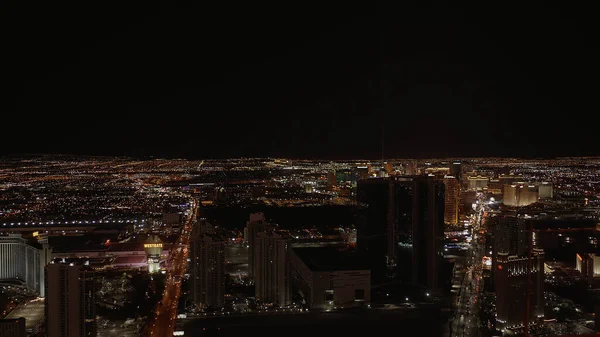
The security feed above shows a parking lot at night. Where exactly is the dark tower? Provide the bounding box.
[357,177,412,284]
[411,176,445,290]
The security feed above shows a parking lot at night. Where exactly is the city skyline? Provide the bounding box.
[1,156,600,336]
[2,2,600,336]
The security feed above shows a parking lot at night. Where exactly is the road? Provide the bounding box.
[148,199,197,337]
[449,193,486,337]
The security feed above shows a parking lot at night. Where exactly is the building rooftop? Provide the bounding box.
[292,247,368,272]
[4,299,44,332]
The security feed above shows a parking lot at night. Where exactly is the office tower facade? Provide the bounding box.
[191,223,225,308]
[0,318,26,337]
[245,213,268,279]
[254,232,289,306]
[492,216,527,257]
[495,250,545,330]
[412,177,445,290]
[45,262,96,337]
[357,177,412,283]
[0,234,51,296]
[443,175,459,225]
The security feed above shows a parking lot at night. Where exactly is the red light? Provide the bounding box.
[497,264,503,270]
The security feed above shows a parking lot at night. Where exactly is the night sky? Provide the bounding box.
[2,3,598,159]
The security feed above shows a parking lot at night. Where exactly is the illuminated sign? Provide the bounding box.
[32,231,39,237]
[144,243,163,248]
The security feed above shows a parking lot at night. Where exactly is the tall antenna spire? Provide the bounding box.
[381,124,385,162]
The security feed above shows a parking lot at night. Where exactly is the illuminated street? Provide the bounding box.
[147,200,197,337]
[449,194,486,337]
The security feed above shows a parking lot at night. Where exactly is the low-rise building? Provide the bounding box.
[289,247,370,310]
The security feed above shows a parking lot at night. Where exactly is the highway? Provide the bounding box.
[148,199,197,337]
[449,193,486,337]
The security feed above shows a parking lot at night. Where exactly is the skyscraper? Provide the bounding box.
[356,177,412,283]
[412,176,445,290]
[45,262,96,337]
[0,234,51,296]
[143,235,163,274]
[449,161,461,182]
[491,215,527,280]
[443,175,459,225]
[254,232,289,306]
[191,221,225,308]
[502,184,539,207]
[245,213,268,279]
[495,250,545,330]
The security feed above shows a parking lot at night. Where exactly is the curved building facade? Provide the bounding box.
[0,234,51,295]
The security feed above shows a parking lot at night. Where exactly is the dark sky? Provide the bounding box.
[2,2,598,159]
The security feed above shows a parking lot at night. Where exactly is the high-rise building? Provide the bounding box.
[191,221,225,308]
[490,216,527,285]
[492,216,527,256]
[0,318,25,337]
[575,253,600,279]
[254,232,289,306]
[466,175,489,191]
[450,161,461,182]
[356,177,412,283]
[245,213,268,279]
[538,182,553,199]
[412,176,445,290]
[45,262,96,337]
[443,175,459,225]
[502,184,539,206]
[143,235,163,274]
[0,234,51,296]
[495,250,545,331]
